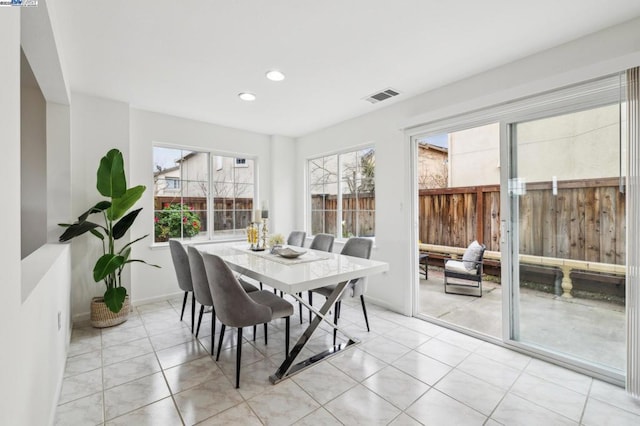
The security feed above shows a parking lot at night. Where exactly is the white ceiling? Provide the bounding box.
[53,0,640,138]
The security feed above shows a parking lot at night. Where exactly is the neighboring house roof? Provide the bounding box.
[154,165,179,177]
[418,143,448,154]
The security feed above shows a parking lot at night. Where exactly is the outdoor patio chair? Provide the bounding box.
[444,240,486,297]
[419,252,429,279]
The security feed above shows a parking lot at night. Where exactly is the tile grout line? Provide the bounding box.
[480,355,532,424]
[142,305,189,426]
[578,378,595,425]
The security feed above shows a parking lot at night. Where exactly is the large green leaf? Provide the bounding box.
[119,234,149,253]
[104,286,127,313]
[124,259,161,269]
[59,221,103,242]
[107,186,145,221]
[93,254,125,282]
[120,247,131,263]
[89,229,105,240]
[97,149,126,198]
[78,201,112,222]
[112,208,142,239]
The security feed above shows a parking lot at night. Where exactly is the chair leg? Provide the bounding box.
[285,316,290,356]
[360,295,370,332]
[264,323,268,345]
[260,282,263,290]
[210,307,215,356]
[308,292,313,323]
[253,325,256,341]
[236,328,242,388]
[216,324,226,361]
[196,305,204,338]
[333,301,340,346]
[180,291,188,321]
[191,292,196,333]
[298,293,303,324]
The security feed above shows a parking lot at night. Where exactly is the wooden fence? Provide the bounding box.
[419,177,625,265]
[311,193,375,236]
[154,196,255,232]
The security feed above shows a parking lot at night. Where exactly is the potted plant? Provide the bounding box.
[268,233,285,253]
[59,149,159,327]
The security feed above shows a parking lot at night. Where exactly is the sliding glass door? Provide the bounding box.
[506,102,626,373]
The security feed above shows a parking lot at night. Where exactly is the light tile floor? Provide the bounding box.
[56,294,640,425]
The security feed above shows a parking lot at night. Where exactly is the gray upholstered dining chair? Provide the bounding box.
[309,233,335,252]
[287,231,306,247]
[187,246,259,354]
[308,237,373,345]
[169,240,196,333]
[287,230,307,323]
[268,230,307,293]
[202,252,294,388]
[306,233,336,322]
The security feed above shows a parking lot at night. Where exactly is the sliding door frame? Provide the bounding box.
[409,73,629,387]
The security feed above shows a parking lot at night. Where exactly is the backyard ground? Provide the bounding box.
[419,268,625,371]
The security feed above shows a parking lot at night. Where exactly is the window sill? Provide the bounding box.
[150,237,247,249]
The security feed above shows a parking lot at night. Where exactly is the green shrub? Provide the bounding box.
[155,203,202,241]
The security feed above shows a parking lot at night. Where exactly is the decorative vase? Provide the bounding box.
[90,296,131,328]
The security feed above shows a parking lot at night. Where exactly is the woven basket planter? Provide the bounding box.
[90,296,131,328]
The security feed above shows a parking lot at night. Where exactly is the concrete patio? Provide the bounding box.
[419,268,626,371]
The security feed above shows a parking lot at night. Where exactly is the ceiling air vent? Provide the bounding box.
[364,87,400,104]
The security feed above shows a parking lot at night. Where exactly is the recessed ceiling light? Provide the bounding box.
[238,92,256,101]
[265,70,285,82]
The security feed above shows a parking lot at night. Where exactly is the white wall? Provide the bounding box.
[47,102,71,243]
[69,94,130,319]
[1,2,72,425]
[296,17,640,316]
[269,135,297,237]
[19,245,71,426]
[0,9,24,424]
[128,108,273,305]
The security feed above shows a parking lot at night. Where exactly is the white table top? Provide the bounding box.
[196,243,389,294]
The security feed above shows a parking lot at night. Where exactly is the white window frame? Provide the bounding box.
[307,146,375,240]
[153,144,257,243]
[406,72,628,387]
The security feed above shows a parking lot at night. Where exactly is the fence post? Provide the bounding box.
[476,187,484,244]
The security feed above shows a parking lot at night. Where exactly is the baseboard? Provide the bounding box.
[134,291,183,307]
[72,291,184,324]
[365,295,410,316]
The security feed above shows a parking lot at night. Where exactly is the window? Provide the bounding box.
[165,177,180,190]
[153,147,255,243]
[308,148,375,238]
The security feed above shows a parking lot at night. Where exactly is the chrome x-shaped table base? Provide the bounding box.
[269,279,358,384]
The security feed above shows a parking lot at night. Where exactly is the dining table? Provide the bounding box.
[196,242,389,384]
